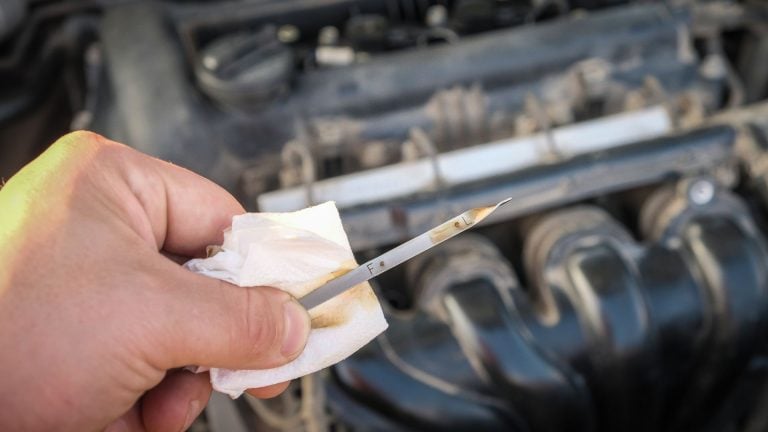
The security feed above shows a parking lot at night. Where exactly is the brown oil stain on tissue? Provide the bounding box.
[307,261,379,329]
[310,284,380,328]
[206,245,223,258]
[204,244,376,329]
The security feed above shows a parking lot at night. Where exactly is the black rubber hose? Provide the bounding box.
[0,0,25,42]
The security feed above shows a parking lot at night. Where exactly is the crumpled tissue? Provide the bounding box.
[184,201,388,398]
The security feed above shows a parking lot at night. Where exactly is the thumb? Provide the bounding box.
[147,264,311,371]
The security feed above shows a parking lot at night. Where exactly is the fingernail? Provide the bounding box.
[182,400,200,431]
[281,299,310,357]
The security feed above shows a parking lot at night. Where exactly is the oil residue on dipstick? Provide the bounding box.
[428,204,497,244]
[307,199,510,327]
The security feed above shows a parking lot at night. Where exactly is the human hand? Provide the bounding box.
[0,131,311,431]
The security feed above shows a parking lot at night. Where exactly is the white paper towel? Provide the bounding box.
[184,201,388,398]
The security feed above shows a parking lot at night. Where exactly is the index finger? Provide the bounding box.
[96,134,245,256]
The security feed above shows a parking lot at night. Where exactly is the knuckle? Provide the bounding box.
[54,130,105,155]
[53,132,140,197]
[60,129,102,144]
[55,130,131,165]
[50,131,116,175]
[8,131,118,202]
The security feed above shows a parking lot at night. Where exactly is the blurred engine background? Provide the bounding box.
[5,0,768,430]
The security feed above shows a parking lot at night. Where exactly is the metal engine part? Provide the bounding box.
[324,181,768,431]
[7,0,768,431]
[91,1,720,200]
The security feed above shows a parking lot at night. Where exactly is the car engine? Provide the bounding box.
[4,0,768,431]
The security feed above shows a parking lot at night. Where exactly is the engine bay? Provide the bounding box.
[4,0,768,431]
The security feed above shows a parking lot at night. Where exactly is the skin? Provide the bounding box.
[0,131,312,431]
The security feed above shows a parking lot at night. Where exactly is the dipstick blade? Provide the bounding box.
[299,198,511,310]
